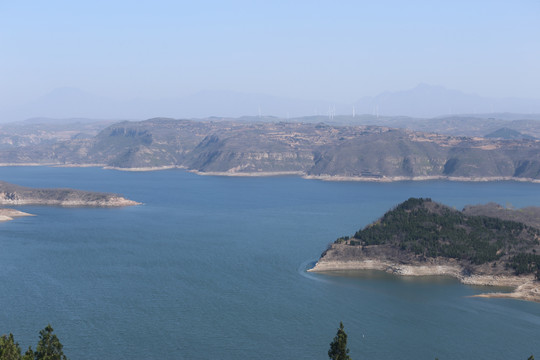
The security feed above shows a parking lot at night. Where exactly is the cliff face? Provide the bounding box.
[308,129,447,178]
[185,132,315,173]
[1,119,540,181]
[0,181,139,207]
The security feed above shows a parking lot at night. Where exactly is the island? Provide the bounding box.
[0,181,140,207]
[309,198,540,302]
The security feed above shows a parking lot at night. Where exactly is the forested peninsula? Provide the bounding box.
[310,198,540,302]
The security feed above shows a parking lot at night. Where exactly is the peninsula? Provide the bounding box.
[0,181,139,207]
[0,208,33,222]
[309,198,540,302]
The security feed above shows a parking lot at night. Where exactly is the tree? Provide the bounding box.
[328,322,351,360]
[0,334,22,360]
[34,325,67,360]
[22,347,33,360]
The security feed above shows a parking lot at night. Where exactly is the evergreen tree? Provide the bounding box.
[22,348,33,360]
[34,325,67,360]
[0,334,22,360]
[328,322,351,360]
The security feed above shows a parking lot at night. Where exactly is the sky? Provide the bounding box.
[1,0,539,108]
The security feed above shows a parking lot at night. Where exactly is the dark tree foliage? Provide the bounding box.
[328,322,351,360]
[509,254,540,279]
[0,334,21,360]
[22,348,33,360]
[35,325,67,360]
[0,326,68,360]
[345,198,540,275]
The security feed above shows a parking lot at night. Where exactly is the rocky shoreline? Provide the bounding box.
[309,259,540,303]
[191,170,305,177]
[0,208,34,222]
[73,168,540,183]
[2,164,540,183]
[0,196,139,207]
[0,181,140,207]
[104,165,182,172]
[302,174,540,183]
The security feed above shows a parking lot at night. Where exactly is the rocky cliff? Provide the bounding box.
[1,119,540,181]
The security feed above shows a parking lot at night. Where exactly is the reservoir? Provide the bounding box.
[0,166,539,359]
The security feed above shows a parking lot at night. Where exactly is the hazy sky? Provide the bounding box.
[1,0,539,107]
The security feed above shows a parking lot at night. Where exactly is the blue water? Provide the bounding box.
[0,166,539,359]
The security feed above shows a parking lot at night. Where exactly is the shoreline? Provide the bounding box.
[308,259,540,303]
[104,165,184,172]
[0,197,140,207]
[0,208,34,222]
[302,174,540,184]
[189,170,305,177]
[1,163,540,183]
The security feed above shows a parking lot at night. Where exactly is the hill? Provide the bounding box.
[310,198,540,302]
[1,119,540,182]
[353,84,540,118]
[463,203,540,230]
[484,127,536,140]
[89,121,538,181]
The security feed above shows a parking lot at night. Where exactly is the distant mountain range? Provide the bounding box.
[353,83,540,118]
[2,84,540,122]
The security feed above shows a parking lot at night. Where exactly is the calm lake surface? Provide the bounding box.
[0,166,539,359]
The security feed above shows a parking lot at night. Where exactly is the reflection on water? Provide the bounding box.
[317,269,459,284]
[316,269,518,297]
